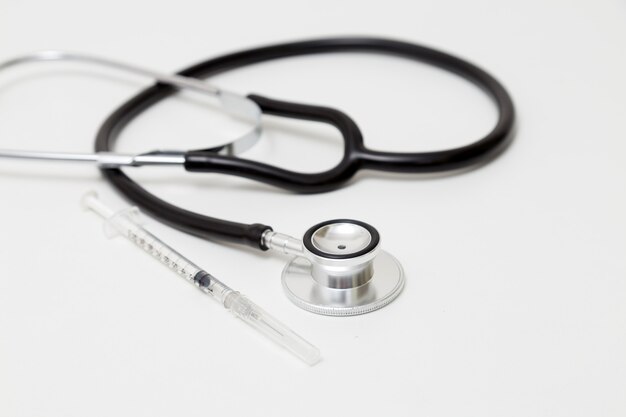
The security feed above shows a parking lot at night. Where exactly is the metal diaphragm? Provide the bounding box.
[281,220,405,316]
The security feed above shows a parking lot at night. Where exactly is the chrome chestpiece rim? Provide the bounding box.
[281,220,405,316]
[310,222,373,256]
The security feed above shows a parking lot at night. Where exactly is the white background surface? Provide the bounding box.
[1,1,625,416]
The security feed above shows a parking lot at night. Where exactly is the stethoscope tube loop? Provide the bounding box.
[95,36,516,249]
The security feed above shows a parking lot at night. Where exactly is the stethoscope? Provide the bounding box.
[0,37,515,316]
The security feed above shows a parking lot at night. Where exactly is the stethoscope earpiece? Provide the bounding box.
[267,219,405,316]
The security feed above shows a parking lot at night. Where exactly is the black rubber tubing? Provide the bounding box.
[95,37,516,250]
[184,94,366,193]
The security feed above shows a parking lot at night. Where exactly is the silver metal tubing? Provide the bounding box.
[263,230,304,256]
[0,149,100,163]
[0,149,186,167]
[0,50,221,96]
[0,51,264,166]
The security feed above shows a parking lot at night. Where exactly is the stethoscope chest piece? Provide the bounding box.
[281,220,405,316]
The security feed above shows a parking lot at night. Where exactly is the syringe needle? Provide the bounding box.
[82,192,321,366]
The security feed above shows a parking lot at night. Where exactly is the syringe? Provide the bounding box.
[82,192,321,366]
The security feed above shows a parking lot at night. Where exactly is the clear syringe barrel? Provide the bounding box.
[82,192,321,366]
[84,194,203,285]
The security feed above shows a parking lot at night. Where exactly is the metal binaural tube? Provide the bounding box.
[0,50,221,96]
[0,149,186,167]
[0,50,263,166]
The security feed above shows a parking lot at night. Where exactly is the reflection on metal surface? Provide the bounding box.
[0,51,263,165]
[282,250,405,316]
[311,222,372,256]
